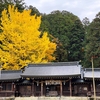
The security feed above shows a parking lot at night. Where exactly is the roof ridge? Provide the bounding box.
[1,70,22,73]
[28,61,79,67]
[85,68,100,71]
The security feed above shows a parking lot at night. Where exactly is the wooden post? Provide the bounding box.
[69,79,72,96]
[0,83,2,91]
[60,81,62,96]
[1,83,2,91]
[12,83,15,96]
[91,83,93,92]
[32,82,34,96]
[12,83,14,91]
[91,57,96,100]
[41,82,43,96]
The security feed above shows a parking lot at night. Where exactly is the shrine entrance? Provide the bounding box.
[45,80,61,96]
[46,85,60,96]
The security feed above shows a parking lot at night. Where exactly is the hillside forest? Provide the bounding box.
[0,0,100,70]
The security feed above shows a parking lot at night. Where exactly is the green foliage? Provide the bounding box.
[68,20,85,61]
[40,10,84,62]
[14,0,26,12]
[0,0,25,16]
[28,5,40,16]
[82,17,90,27]
[84,13,100,68]
[1,1,100,68]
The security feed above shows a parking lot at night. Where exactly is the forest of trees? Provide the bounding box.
[0,0,100,69]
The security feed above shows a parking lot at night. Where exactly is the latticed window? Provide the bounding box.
[2,84,12,91]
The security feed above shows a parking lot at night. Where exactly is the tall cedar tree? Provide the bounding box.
[0,5,56,70]
[84,13,100,68]
[68,20,85,61]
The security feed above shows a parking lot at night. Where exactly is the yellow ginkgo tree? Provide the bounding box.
[0,5,56,70]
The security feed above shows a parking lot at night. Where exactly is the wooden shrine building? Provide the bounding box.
[0,70,22,97]
[0,62,100,97]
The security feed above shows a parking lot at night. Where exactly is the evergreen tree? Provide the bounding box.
[28,5,40,16]
[84,13,100,68]
[40,10,85,62]
[0,0,25,16]
[68,19,85,61]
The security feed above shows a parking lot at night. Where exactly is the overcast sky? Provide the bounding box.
[24,0,100,22]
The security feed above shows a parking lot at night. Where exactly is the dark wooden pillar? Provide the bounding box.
[32,82,34,96]
[1,83,2,91]
[0,83,2,91]
[91,83,93,95]
[12,83,13,91]
[60,81,62,96]
[91,83,93,91]
[69,79,72,96]
[14,83,16,91]
[12,83,15,96]
[41,82,43,96]
[12,83,15,91]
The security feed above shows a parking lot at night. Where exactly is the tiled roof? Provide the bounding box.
[0,70,22,81]
[21,62,81,78]
[84,68,100,78]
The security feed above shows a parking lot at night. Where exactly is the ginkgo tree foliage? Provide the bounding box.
[0,5,56,70]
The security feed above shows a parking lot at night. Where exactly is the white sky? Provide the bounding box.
[24,0,100,22]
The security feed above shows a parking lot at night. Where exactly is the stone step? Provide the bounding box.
[0,97,14,100]
[15,97,89,100]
